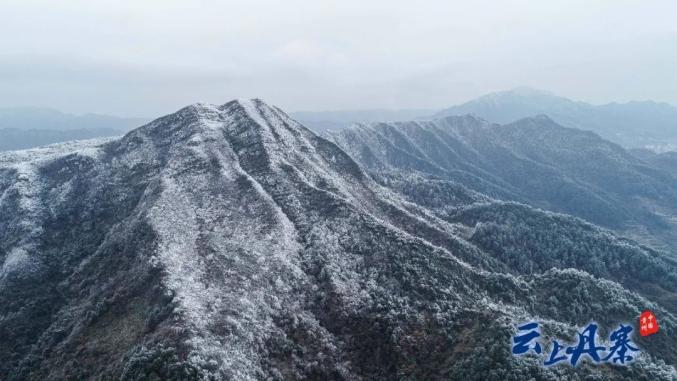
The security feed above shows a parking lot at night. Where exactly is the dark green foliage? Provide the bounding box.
[449,202,677,313]
[121,345,202,381]
[3,101,677,380]
[329,115,677,254]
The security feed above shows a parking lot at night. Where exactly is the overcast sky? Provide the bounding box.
[1,0,676,117]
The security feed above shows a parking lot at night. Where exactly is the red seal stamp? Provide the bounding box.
[639,310,659,337]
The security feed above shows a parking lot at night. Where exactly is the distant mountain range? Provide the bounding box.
[631,148,677,174]
[1,100,676,379]
[0,107,148,151]
[6,88,677,153]
[292,88,677,152]
[435,87,677,150]
[0,107,147,131]
[328,114,677,255]
[291,108,435,132]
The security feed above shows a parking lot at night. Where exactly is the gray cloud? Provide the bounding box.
[1,0,675,116]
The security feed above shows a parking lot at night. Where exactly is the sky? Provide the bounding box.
[1,0,676,117]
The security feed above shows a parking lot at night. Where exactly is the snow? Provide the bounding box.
[3,99,676,379]
[0,247,37,281]
[237,99,268,130]
[145,102,309,378]
[0,137,111,167]
[0,138,110,282]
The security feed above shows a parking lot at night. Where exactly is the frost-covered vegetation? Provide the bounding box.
[1,100,676,380]
[329,115,677,255]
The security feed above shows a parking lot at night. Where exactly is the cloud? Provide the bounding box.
[274,40,350,69]
[0,0,675,115]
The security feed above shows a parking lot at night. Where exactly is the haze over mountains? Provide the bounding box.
[632,148,677,174]
[435,87,677,150]
[294,88,677,153]
[1,99,676,380]
[4,88,677,154]
[290,109,435,132]
[0,107,148,151]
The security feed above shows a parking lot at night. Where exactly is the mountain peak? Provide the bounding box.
[132,98,305,146]
[436,113,491,125]
[3,95,677,380]
[511,113,557,125]
[114,97,367,198]
[475,87,571,105]
[502,86,554,97]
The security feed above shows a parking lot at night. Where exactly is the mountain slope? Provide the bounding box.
[328,115,677,255]
[1,100,676,380]
[435,88,677,149]
[632,148,677,174]
[291,108,435,133]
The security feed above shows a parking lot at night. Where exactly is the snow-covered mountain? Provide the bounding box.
[328,114,677,255]
[434,88,677,149]
[290,109,435,132]
[1,100,676,380]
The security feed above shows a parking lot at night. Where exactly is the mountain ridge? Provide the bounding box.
[434,88,677,149]
[328,113,677,254]
[1,99,676,379]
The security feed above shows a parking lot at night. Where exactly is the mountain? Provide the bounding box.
[631,148,677,174]
[328,115,677,254]
[434,88,677,149]
[290,109,435,132]
[0,107,148,152]
[0,107,147,131]
[0,128,124,152]
[1,100,676,380]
